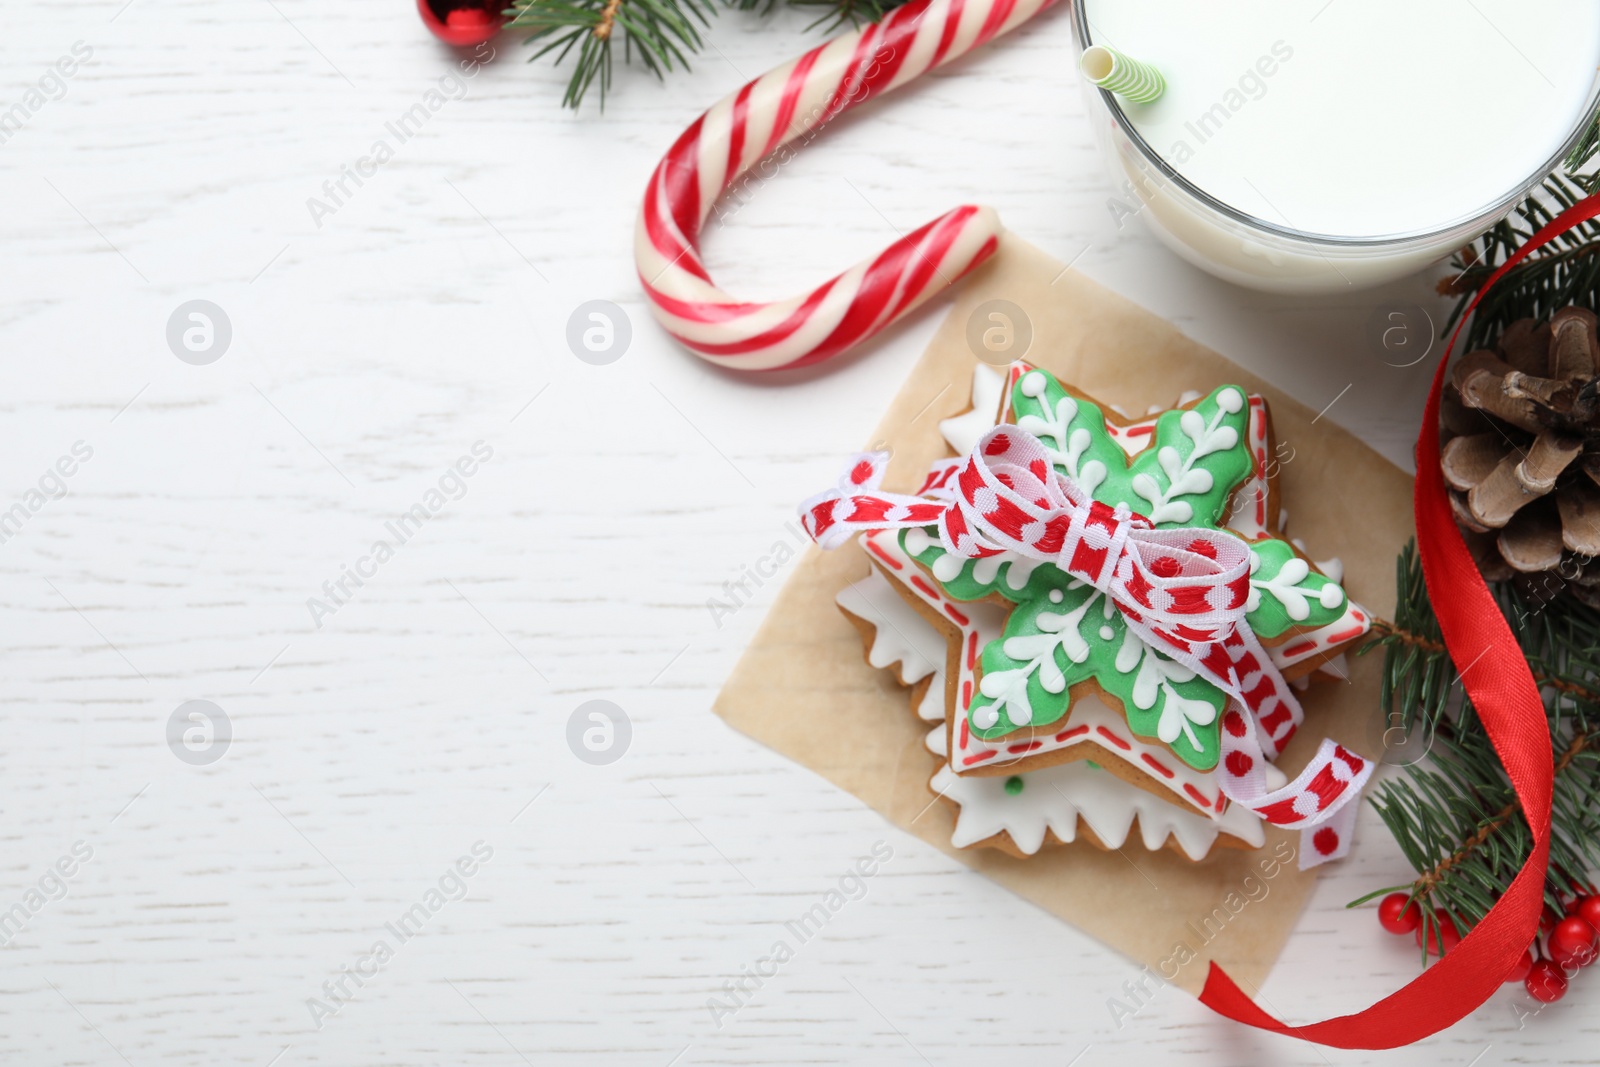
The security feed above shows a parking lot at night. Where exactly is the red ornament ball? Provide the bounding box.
[417,0,506,47]
[1526,959,1569,1003]
[1506,947,1534,984]
[1549,916,1599,970]
[1378,893,1421,935]
[1415,911,1460,956]
[1574,895,1600,931]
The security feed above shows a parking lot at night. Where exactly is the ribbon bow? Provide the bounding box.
[802,424,1371,867]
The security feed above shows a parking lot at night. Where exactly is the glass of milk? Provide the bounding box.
[1073,0,1600,292]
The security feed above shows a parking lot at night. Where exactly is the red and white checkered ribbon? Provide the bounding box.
[803,426,1371,866]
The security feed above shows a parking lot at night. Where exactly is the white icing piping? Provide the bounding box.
[1268,599,1371,673]
[845,359,1370,859]
[938,364,1007,456]
[835,574,942,686]
[861,531,1259,820]
[928,759,1267,858]
[851,547,1275,859]
[942,362,1171,462]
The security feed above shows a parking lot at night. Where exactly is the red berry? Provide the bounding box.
[1549,916,1599,970]
[1526,959,1569,1003]
[1506,947,1535,983]
[1378,893,1421,934]
[1415,911,1461,956]
[1574,895,1600,931]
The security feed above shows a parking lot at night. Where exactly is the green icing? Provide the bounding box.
[970,579,1223,770]
[1011,371,1253,528]
[1245,538,1347,639]
[1003,775,1025,795]
[897,366,1354,773]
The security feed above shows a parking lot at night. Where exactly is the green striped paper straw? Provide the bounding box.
[1080,45,1165,104]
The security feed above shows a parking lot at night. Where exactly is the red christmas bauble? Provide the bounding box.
[1378,893,1421,934]
[1506,947,1535,983]
[1574,895,1600,931]
[1526,959,1569,1003]
[1549,916,1599,969]
[417,0,506,47]
[1415,911,1460,956]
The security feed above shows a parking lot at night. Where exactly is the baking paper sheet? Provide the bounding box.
[714,233,1413,994]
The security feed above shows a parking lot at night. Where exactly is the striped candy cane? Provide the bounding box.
[635,0,1058,372]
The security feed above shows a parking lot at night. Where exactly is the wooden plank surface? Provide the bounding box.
[0,2,1588,1064]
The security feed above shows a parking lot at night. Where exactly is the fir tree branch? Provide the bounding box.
[1441,171,1600,350]
[1413,730,1591,895]
[774,0,904,31]
[511,0,913,108]
[1367,620,1443,656]
[1351,542,1600,958]
[510,0,716,110]
[1349,120,1600,962]
[1566,112,1600,176]
[1369,618,1600,708]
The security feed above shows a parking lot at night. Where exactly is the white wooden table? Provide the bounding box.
[3,2,1593,1064]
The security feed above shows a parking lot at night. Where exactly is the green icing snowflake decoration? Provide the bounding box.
[904,367,1350,771]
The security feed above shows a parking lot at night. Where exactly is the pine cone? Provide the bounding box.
[1441,308,1600,607]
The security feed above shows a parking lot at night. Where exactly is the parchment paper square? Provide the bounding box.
[714,233,1412,994]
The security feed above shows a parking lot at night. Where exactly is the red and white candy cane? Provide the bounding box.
[636,0,1057,372]
[801,426,1373,867]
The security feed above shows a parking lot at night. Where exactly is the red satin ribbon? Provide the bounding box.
[1199,193,1600,1047]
